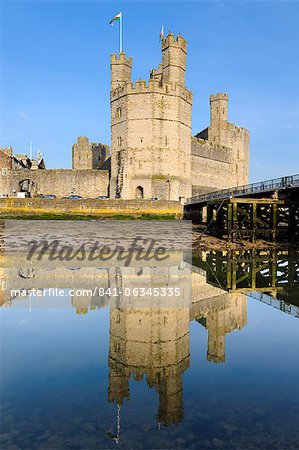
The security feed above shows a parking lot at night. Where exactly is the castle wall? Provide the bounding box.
[0,169,109,198]
[191,137,235,195]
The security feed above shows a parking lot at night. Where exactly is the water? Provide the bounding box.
[0,220,298,449]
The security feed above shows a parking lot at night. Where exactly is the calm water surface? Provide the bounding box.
[0,221,298,450]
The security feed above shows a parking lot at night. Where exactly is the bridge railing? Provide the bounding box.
[185,174,299,205]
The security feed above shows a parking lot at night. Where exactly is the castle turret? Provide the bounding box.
[162,33,187,86]
[110,53,132,90]
[210,93,228,129]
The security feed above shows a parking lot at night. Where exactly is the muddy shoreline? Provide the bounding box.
[192,225,298,252]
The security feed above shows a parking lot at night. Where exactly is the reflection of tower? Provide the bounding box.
[205,312,226,363]
[108,293,190,425]
[204,294,247,363]
[191,271,247,363]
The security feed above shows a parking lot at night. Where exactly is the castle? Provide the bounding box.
[0,33,249,201]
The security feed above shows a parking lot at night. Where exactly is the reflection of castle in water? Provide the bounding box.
[1,216,298,428]
[0,257,247,427]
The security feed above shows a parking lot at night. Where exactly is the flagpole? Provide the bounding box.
[120,12,123,53]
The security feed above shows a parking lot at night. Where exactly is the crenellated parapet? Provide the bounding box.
[210,92,228,102]
[110,52,133,65]
[226,121,250,136]
[161,33,187,53]
[110,78,192,103]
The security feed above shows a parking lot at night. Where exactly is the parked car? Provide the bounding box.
[95,195,109,200]
[40,194,57,199]
[64,195,82,200]
[17,192,30,198]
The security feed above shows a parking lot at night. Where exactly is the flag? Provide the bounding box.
[159,25,164,41]
[110,12,122,26]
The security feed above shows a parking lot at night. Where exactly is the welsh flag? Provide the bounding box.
[110,12,122,26]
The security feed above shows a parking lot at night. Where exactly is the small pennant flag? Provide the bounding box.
[159,25,164,41]
[110,12,122,26]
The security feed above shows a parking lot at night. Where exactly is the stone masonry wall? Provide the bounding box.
[191,137,235,195]
[0,169,109,198]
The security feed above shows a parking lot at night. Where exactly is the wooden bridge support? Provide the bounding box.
[206,198,299,243]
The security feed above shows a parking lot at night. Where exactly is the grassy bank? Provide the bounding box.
[0,198,183,220]
[0,213,178,220]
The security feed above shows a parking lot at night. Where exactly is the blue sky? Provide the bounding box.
[0,1,298,181]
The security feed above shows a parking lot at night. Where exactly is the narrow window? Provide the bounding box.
[165,136,168,146]
[117,107,122,118]
[117,137,121,147]
[2,168,8,176]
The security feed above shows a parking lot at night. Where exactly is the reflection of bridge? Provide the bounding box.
[185,174,299,242]
[203,249,299,318]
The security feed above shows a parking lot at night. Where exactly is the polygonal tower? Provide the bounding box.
[110,33,192,201]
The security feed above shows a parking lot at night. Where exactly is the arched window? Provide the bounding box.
[135,186,144,199]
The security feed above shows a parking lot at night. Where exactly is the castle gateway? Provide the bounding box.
[110,33,249,201]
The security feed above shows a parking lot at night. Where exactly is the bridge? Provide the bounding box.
[184,174,299,242]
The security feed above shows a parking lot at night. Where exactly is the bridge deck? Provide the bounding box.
[186,174,299,205]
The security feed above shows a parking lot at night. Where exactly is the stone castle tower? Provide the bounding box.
[110,33,193,201]
[109,32,249,201]
[72,136,110,170]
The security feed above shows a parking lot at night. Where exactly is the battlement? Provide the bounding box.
[110,52,132,66]
[227,122,249,135]
[210,93,228,102]
[110,78,192,103]
[77,136,89,145]
[192,136,232,153]
[161,33,187,52]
